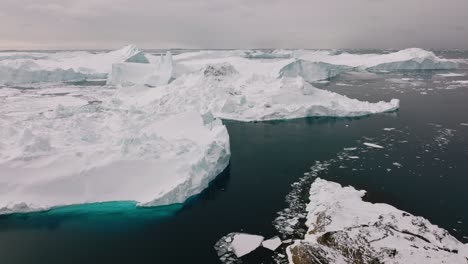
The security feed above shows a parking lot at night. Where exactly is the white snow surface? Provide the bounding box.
[0,85,230,214]
[231,233,264,258]
[287,178,468,263]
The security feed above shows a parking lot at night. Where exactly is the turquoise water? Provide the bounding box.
[0,51,467,264]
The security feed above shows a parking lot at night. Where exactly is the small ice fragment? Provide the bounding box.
[364,142,384,149]
[383,128,395,131]
[282,239,293,244]
[348,156,360,159]
[437,72,465,77]
[344,147,357,151]
[393,162,403,168]
[262,236,282,251]
[460,123,468,126]
[230,233,264,258]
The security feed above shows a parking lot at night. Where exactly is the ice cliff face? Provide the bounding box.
[287,178,468,264]
[0,87,230,214]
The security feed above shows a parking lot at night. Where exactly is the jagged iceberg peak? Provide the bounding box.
[287,178,468,264]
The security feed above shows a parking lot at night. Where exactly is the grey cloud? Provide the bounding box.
[0,0,467,49]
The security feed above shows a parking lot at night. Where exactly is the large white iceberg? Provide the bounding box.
[0,45,140,85]
[112,58,399,121]
[287,178,468,263]
[0,87,230,214]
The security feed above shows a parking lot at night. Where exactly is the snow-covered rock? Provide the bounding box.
[287,178,468,264]
[0,86,230,214]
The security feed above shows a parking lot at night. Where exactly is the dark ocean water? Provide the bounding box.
[0,51,467,264]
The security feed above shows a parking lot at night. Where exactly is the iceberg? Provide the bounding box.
[287,178,468,264]
[122,55,399,122]
[0,45,140,84]
[0,87,230,214]
[279,60,353,82]
[107,52,174,87]
[291,48,457,71]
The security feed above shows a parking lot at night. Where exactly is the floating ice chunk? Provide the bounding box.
[348,156,360,159]
[364,142,384,148]
[452,80,468,85]
[383,128,396,131]
[231,233,264,257]
[437,72,465,77]
[460,123,468,126]
[344,147,357,151]
[288,178,468,263]
[262,236,282,251]
[393,162,403,167]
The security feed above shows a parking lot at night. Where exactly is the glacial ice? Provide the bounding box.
[113,54,400,121]
[107,52,173,87]
[0,87,230,214]
[0,45,140,84]
[289,48,458,71]
[287,178,468,263]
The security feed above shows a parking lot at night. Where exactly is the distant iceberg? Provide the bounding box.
[0,45,140,85]
[291,48,458,71]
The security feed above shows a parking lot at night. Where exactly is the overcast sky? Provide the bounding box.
[1,0,468,50]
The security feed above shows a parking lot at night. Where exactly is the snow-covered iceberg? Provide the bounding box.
[107,52,173,87]
[117,56,399,121]
[0,88,230,214]
[287,178,468,264]
[0,45,140,85]
[291,48,457,71]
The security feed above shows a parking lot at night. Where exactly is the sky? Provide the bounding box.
[1,0,468,50]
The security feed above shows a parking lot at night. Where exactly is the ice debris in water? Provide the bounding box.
[363,142,384,148]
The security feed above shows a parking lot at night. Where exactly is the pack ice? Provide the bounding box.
[287,178,468,264]
[0,88,230,214]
